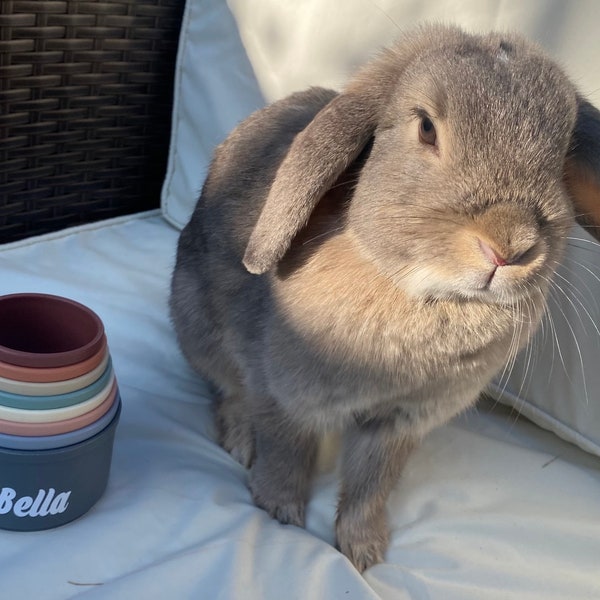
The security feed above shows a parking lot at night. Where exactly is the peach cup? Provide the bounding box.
[0,353,110,398]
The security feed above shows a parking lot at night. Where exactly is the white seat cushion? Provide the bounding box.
[0,213,598,597]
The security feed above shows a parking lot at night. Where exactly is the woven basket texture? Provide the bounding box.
[0,0,184,242]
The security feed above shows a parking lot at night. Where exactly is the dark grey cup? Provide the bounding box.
[0,400,121,531]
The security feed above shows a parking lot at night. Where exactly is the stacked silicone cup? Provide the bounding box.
[0,293,121,531]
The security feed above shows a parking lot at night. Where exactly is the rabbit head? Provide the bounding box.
[243,25,600,308]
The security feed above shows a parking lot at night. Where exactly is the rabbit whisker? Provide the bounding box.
[566,235,600,249]
[550,270,600,337]
[562,257,600,286]
[543,275,589,403]
[366,0,401,33]
[302,226,346,246]
[516,300,537,406]
[552,258,600,310]
[494,297,524,397]
[545,288,570,385]
[497,299,531,433]
[328,177,362,191]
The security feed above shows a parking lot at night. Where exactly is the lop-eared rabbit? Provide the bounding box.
[171,25,600,570]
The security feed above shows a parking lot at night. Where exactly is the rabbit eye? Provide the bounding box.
[419,116,437,146]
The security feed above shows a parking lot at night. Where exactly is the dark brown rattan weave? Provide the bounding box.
[0,0,184,242]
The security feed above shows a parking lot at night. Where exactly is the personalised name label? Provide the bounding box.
[0,487,71,518]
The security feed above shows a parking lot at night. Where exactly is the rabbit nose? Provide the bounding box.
[478,238,540,270]
[478,239,508,266]
[478,238,535,267]
[472,202,540,267]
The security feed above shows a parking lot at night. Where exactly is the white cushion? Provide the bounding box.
[160,0,600,456]
[160,0,264,229]
[0,213,599,596]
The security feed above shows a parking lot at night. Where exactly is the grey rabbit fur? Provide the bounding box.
[170,24,600,571]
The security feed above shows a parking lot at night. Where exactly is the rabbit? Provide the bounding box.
[170,24,600,571]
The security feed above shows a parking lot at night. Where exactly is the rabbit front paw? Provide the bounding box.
[249,473,306,527]
[335,509,389,572]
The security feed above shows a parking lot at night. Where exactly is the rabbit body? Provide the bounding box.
[171,25,600,571]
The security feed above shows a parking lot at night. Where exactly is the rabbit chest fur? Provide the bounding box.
[170,25,600,571]
[264,220,539,435]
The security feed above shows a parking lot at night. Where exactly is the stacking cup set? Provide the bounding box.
[0,294,121,531]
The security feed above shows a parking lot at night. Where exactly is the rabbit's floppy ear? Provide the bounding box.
[242,47,411,275]
[565,98,600,241]
[242,92,377,274]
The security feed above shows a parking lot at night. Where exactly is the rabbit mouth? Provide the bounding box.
[475,236,545,291]
[398,245,551,305]
[461,260,551,304]
[389,219,554,305]
[405,271,546,305]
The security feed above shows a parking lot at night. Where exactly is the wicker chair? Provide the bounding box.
[0,0,184,243]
